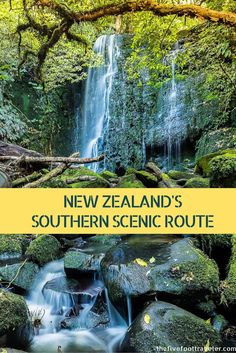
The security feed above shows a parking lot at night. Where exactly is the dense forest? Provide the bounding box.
[0,1,236,353]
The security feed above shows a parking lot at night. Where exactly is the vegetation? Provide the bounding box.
[26,234,61,265]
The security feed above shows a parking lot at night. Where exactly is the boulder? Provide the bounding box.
[0,170,11,188]
[135,170,159,187]
[0,262,39,291]
[184,177,210,188]
[0,235,22,261]
[209,153,236,187]
[195,149,236,177]
[168,170,195,180]
[26,235,61,265]
[121,301,222,353]
[0,290,33,349]
[117,173,145,188]
[145,162,162,181]
[101,237,219,309]
[64,249,104,276]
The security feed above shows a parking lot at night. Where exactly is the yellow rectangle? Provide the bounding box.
[0,188,235,234]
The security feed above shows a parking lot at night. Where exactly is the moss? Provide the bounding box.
[125,167,137,175]
[184,177,210,188]
[117,173,145,188]
[135,170,158,187]
[222,235,236,313]
[63,167,110,188]
[0,290,29,336]
[168,170,194,180]
[99,170,117,180]
[0,235,22,257]
[26,234,61,265]
[209,154,236,187]
[195,149,236,177]
[0,262,39,291]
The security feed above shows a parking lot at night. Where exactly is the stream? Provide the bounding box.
[27,259,127,353]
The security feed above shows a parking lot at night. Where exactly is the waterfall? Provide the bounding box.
[27,259,127,353]
[77,35,120,171]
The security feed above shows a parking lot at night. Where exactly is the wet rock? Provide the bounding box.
[26,235,61,266]
[0,262,39,291]
[148,238,219,300]
[101,237,219,309]
[195,149,236,177]
[99,170,118,182]
[0,290,33,349]
[145,162,162,181]
[213,314,228,333]
[0,170,11,187]
[117,173,145,188]
[209,152,236,187]
[88,234,123,247]
[64,249,104,276]
[0,235,23,261]
[184,177,210,188]
[121,301,222,353]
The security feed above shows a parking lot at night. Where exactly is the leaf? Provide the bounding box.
[144,314,151,324]
[134,258,148,267]
[205,318,211,325]
[204,339,210,352]
[149,257,156,264]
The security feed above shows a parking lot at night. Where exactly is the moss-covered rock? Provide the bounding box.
[99,170,118,181]
[0,262,39,291]
[26,235,61,265]
[117,173,145,188]
[121,301,221,353]
[184,177,210,188]
[195,149,236,177]
[209,153,236,187]
[64,249,103,275]
[0,290,33,348]
[0,235,22,260]
[221,235,236,318]
[196,128,236,160]
[135,170,158,187]
[168,170,195,180]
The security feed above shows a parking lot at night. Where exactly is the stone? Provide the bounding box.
[0,235,22,261]
[26,235,61,265]
[195,149,236,177]
[121,301,222,353]
[0,262,39,291]
[184,177,210,188]
[168,170,195,180]
[117,173,145,188]
[209,153,236,187]
[0,290,33,349]
[135,170,159,187]
[64,250,104,275]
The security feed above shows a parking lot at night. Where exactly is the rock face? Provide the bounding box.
[0,290,33,349]
[26,235,61,265]
[0,262,39,291]
[121,301,222,353]
[101,237,219,308]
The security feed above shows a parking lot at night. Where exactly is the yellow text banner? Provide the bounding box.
[0,188,235,234]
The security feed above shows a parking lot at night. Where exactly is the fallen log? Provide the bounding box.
[0,154,104,165]
[12,170,48,187]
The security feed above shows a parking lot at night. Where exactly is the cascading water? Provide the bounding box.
[27,259,127,353]
[77,35,120,171]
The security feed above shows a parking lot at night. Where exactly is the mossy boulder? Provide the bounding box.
[135,170,159,187]
[221,235,236,318]
[168,170,195,180]
[195,149,236,177]
[99,170,118,181]
[117,173,145,188]
[121,301,222,353]
[148,238,219,300]
[0,235,23,260]
[64,249,104,276]
[0,262,39,291]
[0,290,33,348]
[26,235,61,265]
[209,153,236,187]
[184,177,210,188]
[196,128,236,160]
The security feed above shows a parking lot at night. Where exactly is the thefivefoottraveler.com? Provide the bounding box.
[155,347,236,352]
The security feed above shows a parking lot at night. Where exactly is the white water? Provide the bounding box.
[27,260,127,353]
[78,35,121,171]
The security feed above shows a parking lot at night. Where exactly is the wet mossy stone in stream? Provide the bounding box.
[168,170,195,180]
[209,153,236,187]
[117,173,145,188]
[0,262,39,291]
[26,234,61,265]
[195,149,236,177]
[121,301,222,353]
[0,290,33,348]
[64,249,104,275]
[148,238,219,300]
[184,177,210,188]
